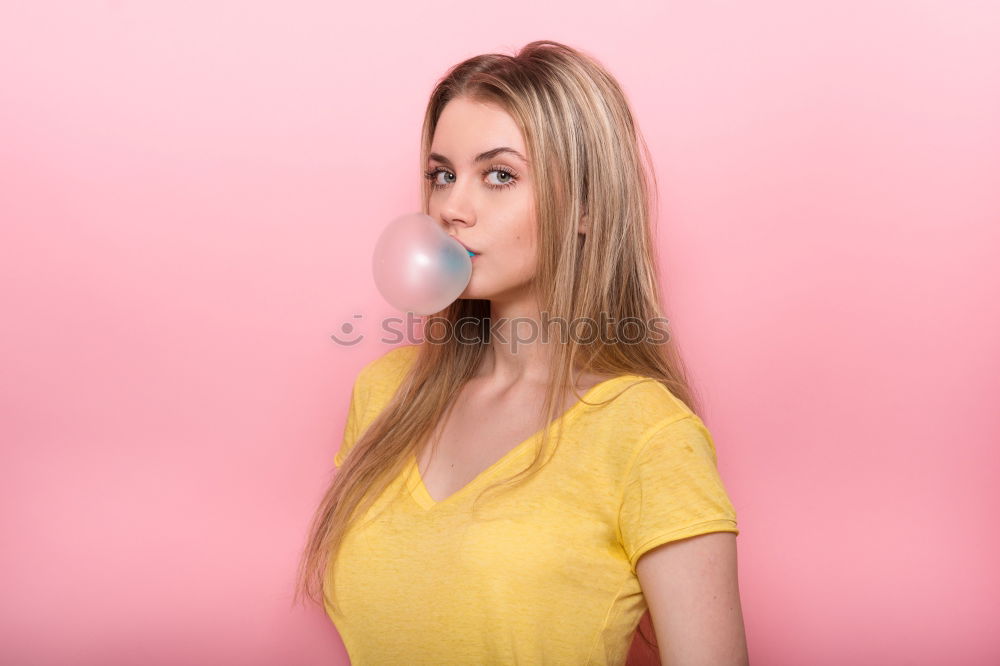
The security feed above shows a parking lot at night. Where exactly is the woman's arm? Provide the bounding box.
[636,532,749,665]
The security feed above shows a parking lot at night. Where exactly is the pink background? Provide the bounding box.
[2,2,998,665]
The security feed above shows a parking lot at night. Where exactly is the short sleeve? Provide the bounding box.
[618,415,739,573]
[333,373,366,468]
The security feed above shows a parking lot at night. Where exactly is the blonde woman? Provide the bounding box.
[297,40,749,665]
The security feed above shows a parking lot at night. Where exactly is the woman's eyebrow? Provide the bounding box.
[428,147,529,167]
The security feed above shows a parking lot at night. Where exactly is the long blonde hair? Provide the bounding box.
[295,40,702,657]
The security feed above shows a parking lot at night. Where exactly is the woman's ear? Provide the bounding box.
[577,213,589,235]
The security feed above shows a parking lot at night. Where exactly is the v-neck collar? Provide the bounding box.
[405,374,642,511]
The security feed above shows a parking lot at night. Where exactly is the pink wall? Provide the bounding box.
[2,2,998,665]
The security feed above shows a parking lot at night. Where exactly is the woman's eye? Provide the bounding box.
[431,170,453,186]
[485,169,513,186]
[423,169,453,189]
[424,166,518,191]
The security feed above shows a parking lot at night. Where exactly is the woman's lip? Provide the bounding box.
[452,237,479,254]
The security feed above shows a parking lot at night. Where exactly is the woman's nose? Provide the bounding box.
[441,190,476,227]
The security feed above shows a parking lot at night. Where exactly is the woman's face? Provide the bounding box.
[426,97,537,302]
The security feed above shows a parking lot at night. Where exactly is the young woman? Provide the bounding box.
[297,40,749,665]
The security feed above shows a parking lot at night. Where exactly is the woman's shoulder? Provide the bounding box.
[355,344,419,393]
[594,373,696,421]
[572,373,701,458]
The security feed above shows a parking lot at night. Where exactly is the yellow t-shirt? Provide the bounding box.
[326,345,739,665]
